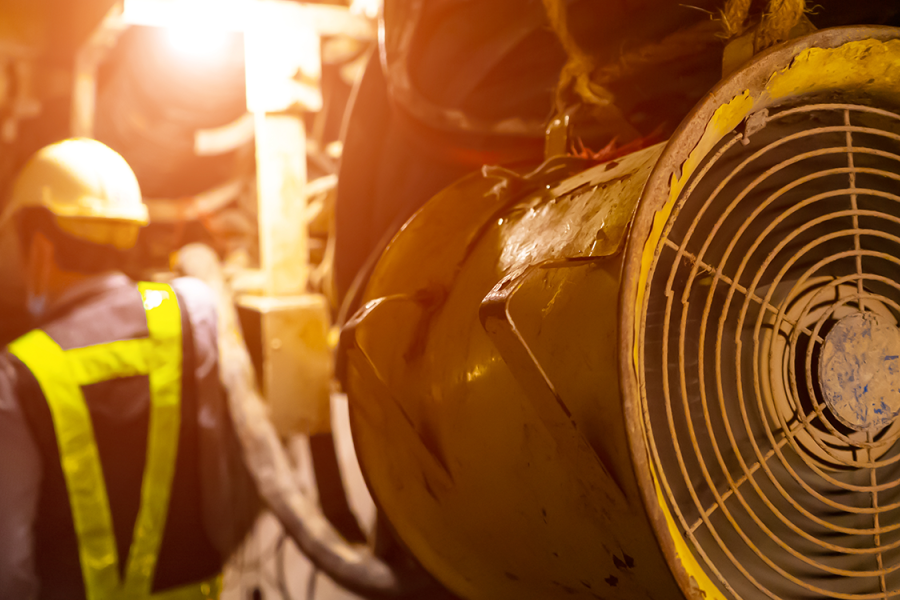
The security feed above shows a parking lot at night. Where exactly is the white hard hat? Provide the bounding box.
[1,138,148,250]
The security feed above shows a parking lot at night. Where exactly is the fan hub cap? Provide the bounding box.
[819,312,900,432]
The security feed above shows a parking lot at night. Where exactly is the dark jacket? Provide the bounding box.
[0,273,258,599]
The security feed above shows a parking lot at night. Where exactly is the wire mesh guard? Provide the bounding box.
[640,103,900,599]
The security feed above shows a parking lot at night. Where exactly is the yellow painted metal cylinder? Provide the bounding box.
[344,144,681,600]
[344,26,900,600]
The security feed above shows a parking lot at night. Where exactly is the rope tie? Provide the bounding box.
[541,0,616,116]
[721,0,753,38]
[540,0,808,141]
[721,0,809,52]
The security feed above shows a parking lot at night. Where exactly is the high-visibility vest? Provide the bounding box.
[9,282,221,600]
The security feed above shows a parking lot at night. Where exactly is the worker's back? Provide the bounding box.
[0,272,257,600]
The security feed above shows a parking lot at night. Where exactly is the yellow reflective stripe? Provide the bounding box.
[122,282,183,596]
[66,339,153,385]
[151,575,221,600]
[8,330,122,599]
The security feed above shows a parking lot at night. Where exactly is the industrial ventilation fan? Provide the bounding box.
[342,27,900,600]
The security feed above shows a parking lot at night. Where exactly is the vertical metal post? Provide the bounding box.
[245,16,320,295]
[71,54,98,138]
[243,14,331,435]
[71,2,125,138]
[253,113,309,295]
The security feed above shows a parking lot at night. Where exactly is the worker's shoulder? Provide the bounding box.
[0,347,22,410]
[171,277,215,302]
[0,346,14,373]
[169,276,218,330]
[170,276,215,305]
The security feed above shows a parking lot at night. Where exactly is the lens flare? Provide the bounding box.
[165,25,230,58]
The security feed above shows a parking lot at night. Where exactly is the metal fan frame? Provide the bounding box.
[620,26,900,600]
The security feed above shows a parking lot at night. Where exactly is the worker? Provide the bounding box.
[0,139,258,599]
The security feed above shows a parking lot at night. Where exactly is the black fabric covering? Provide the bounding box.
[83,374,151,581]
[11,282,222,600]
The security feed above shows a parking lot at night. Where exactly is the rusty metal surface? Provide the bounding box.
[344,144,690,599]
[620,27,900,600]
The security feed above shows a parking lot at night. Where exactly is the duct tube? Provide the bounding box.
[94,27,249,199]
[172,243,438,598]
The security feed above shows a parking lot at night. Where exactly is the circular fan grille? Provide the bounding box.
[640,103,900,599]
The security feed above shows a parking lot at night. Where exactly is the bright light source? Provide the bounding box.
[165,25,230,58]
[350,0,381,19]
[124,0,238,59]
